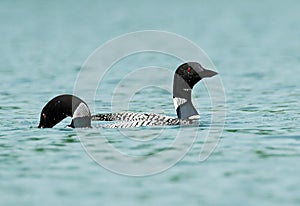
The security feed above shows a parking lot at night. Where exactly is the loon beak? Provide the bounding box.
[199,69,218,78]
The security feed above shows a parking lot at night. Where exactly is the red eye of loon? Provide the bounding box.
[187,67,191,73]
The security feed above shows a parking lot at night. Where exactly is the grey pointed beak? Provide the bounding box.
[199,69,218,78]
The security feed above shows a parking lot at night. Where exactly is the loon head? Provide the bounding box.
[173,62,218,95]
[38,94,91,128]
[173,62,218,119]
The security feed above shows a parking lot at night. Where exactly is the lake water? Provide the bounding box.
[1,0,300,205]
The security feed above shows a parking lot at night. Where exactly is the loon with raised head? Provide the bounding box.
[38,62,217,128]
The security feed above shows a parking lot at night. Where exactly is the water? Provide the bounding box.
[1,0,300,205]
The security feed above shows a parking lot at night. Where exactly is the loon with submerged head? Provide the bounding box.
[38,62,217,128]
[38,94,92,128]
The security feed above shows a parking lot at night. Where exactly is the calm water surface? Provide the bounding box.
[1,0,300,205]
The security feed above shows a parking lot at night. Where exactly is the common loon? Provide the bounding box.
[38,62,217,128]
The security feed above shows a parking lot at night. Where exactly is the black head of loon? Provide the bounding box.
[38,94,91,128]
[38,62,217,128]
[173,62,217,120]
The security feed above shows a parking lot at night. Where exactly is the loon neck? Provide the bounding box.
[68,102,92,128]
[173,96,199,120]
[173,78,199,120]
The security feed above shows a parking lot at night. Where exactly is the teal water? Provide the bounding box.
[1,0,300,205]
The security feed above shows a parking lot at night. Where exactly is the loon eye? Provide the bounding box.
[187,67,191,73]
[42,113,47,119]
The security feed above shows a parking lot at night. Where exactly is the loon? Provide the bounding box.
[38,62,217,128]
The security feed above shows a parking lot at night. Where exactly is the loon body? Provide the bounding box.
[91,112,193,128]
[38,62,217,128]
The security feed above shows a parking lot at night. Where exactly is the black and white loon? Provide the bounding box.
[38,62,217,128]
